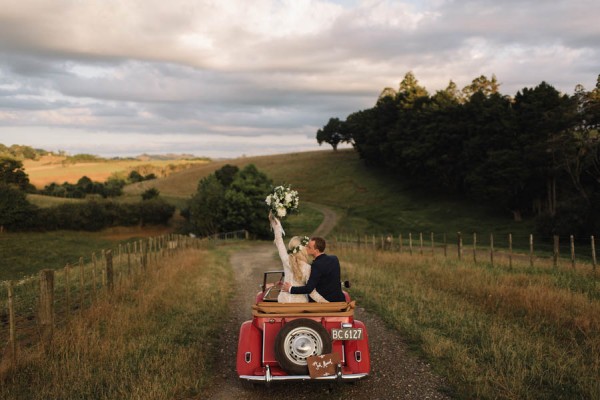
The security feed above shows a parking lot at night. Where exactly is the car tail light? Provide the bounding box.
[245,352,252,363]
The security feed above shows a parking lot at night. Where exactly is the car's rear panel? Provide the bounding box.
[237,314,370,382]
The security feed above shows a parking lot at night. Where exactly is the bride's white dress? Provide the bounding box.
[270,218,327,303]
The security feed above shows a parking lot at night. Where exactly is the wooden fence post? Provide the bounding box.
[457,232,462,261]
[64,264,71,322]
[399,234,403,253]
[570,235,576,269]
[490,233,494,267]
[106,250,114,292]
[592,236,597,273]
[39,269,54,351]
[529,234,534,268]
[553,235,559,268]
[101,250,107,287]
[508,233,513,270]
[8,282,17,368]
[127,243,132,276]
[409,233,413,255]
[419,233,424,255]
[473,232,477,263]
[92,252,97,300]
[79,257,85,312]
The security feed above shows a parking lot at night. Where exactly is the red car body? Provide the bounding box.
[236,271,371,383]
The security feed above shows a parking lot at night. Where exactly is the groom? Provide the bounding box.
[282,237,346,302]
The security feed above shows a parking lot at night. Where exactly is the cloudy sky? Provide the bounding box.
[0,0,599,158]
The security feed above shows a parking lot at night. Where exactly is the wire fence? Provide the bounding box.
[332,231,599,272]
[0,230,248,373]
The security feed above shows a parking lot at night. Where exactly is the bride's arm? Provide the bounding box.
[269,214,289,268]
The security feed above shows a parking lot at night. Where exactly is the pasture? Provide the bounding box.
[2,149,599,399]
[125,149,538,244]
[336,242,599,399]
[0,241,238,400]
[23,155,210,189]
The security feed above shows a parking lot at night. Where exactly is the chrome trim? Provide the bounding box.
[355,351,362,362]
[265,365,272,384]
[239,373,368,382]
[262,322,266,364]
[245,352,252,363]
[341,322,352,328]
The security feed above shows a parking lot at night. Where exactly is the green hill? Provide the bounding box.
[126,149,537,248]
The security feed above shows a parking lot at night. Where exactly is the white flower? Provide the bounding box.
[265,184,299,219]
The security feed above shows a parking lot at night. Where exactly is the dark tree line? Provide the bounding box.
[39,170,156,199]
[0,158,174,231]
[318,72,600,237]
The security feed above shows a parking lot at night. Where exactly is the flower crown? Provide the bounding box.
[287,236,310,255]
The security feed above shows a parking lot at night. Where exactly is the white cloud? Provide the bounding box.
[0,0,599,157]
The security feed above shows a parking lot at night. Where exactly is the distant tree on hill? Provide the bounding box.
[316,117,352,151]
[141,188,160,200]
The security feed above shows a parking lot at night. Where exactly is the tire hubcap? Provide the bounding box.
[284,327,323,365]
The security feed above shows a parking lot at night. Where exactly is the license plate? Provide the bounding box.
[331,328,363,340]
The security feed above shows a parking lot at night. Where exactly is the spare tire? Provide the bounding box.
[274,318,332,375]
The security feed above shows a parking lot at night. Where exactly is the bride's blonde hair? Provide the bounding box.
[287,236,309,282]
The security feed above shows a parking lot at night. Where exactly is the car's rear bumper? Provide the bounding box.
[240,373,368,382]
[239,365,368,383]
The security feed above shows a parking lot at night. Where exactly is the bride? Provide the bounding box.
[269,212,328,303]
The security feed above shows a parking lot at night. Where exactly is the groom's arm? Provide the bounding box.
[289,266,322,295]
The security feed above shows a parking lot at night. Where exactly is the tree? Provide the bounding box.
[188,175,226,235]
[0,183,38,230]
[462,74,501,99]
[214,164,239,187]
[513,81,574,216]
[141,188,160,200]
[186,164,273,237]
[0,157,32,191]
[222,164,273,237]
[128,170,144,183]
[316,117,352,151]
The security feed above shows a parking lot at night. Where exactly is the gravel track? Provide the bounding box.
[201,205,453,399]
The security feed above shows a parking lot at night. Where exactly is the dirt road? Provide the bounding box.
[202,205,452,399]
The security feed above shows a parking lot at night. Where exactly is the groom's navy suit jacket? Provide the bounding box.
[290,254,345,302]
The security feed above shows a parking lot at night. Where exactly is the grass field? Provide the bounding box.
[23,155,210,189]
[125,149,538,244]
[22,149,541,244]
[0,243,237,400]
[3,149,599,399]
[0,227,172,281]
[336,244,599,399]
[5,148,573,280]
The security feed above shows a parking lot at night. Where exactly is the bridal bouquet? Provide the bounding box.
[265,185,299,218]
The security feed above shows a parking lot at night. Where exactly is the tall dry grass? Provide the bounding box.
[0,246,234,400]
[335,245,600,399]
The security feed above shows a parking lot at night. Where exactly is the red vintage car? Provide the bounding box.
[236,271,371,383]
